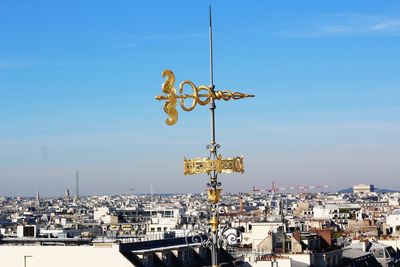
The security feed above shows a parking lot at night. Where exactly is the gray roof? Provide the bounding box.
[342,248,371,259]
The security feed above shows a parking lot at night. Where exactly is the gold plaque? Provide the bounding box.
[184,155,244,175]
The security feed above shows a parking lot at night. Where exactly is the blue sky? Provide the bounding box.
[1,1,399,196]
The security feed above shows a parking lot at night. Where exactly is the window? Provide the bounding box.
[163,252,171,264]
[23,226,35,237]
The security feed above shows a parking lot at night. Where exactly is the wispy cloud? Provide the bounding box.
[114,32,207,48]
[113,33,164,48]
[0,59,42,69]
[370,19,400,31]
[123,34,165,41]
[278,13,400,37]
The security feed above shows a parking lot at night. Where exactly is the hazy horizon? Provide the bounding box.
[1,1,399,196]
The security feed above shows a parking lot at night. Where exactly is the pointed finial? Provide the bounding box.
[209,5,212,27]
[209,5,214,89]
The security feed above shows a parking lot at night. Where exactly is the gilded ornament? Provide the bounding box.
[208,188,222,204]
[155,69,254,125]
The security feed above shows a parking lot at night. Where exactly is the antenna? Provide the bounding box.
[76,171,79,198]
[209,5,217,148]
[209,5,214,88]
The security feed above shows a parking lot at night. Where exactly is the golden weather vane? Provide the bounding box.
[155,69,254,126]
[155,6,254,267]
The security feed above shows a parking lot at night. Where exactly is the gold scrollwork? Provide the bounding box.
[155,69,254,125]
[184,155,244,175]
[155,70,178,125]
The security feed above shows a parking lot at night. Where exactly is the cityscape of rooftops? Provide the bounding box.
[1,1,400,267]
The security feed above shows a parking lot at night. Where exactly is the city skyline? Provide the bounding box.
[1,1,400,196]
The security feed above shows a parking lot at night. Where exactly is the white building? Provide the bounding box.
[312,205,337,220]
[0,243,133,267]
[386,209,400,234]
[242,221,284,249]
[352,184,374,194]
[94,207,118,224]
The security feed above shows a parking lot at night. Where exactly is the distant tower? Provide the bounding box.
[36,188,41,207]
[76,171,79,199]
[239,195,244,214]
[64,188,70,201]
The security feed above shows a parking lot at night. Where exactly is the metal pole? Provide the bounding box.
[209,5,214,91]
[209,5,216,154]
[209,6,219,267]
